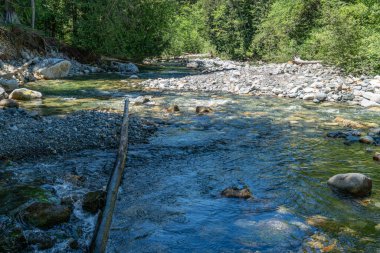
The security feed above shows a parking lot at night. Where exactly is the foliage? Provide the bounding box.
[163,3,213,56]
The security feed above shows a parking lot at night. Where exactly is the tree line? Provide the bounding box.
[1,0,380,74]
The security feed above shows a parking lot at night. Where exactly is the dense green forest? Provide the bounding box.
[2,0,380,73]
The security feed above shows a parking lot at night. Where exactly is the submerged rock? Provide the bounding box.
[373,153,380,161]
[196,106,213,114]
[221,187,252,199]
[0,98,19,108]
[334,117,366,129]
[22,202,72,228]
[24,230,56,250]
[0,216,27,253]
[359,136,375,144]
[131,96,150,105]
[82,190,106,214]
[9,88,42,101]
[327,173,372,197]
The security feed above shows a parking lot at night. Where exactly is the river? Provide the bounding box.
[2,64,380,252]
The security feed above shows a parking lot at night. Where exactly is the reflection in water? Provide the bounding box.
[11,68,380,252]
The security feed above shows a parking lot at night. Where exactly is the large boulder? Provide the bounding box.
[112,61,139,73]
[0,86,8,100]
[327,173,372,197]
[35,58,72,79]
[0,99,19,108]
[22,202,71,228]
[0,78,19,92]
[9,88,42,101]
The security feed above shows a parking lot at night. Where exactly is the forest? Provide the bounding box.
[2,0,380,73]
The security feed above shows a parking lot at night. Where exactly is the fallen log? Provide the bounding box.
[89,99,130,253]
[292,56,322,65]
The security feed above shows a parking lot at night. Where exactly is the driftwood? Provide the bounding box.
[292,56,322,65]
[89,99,130,253]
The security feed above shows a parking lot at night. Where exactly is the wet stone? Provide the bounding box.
[221,187,252,199]
[82,190,106,214]
[167,105,180,113]
[24,230,56,250]
[22,202,72,229]
[0,215,27,252]
[327,173,372,197]
[373,153,380,161]
[196,106,213,114]
[359,136,375,144]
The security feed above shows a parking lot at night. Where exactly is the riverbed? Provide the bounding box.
[2,64,380,252]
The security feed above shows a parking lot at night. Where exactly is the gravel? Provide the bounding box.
[0,108,156,160]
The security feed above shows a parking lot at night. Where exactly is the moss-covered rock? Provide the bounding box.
[82,190,106,214]
[22,202,72,229]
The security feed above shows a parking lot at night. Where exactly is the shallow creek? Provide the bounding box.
[2,65,380,252]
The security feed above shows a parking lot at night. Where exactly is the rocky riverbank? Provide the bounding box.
[141,58,380,108]
[0,108,157,160]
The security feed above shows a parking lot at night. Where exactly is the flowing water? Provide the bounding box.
[2,65,380,252]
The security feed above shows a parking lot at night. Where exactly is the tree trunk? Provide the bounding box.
[4,0,21,24]
[31,0,35,29]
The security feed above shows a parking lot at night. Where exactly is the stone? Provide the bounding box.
[131,96,150,105]
[0,86,7,100]
[221,187,252,199]
[82,190,106,214]
[22,202,72,228]
[187,62,199,68]
[0,99,19,108]
[303,94,315,100]
[24,231,56,250]
[373,153,380,161]
[167,105,180,113]
[359,136,374,144]
[9,88,42,101]
[68,238,80,249]
[130,75,139,79]
[0,216,27,253]
[35,59,72,79]
[0,78,19,92]
[363,92,380,103]
[196,106,213,114]
[315,92,327,101]
[360,99,380,108]
[334,117,366,129]
[112,62,139,73]
[327,173,372,197]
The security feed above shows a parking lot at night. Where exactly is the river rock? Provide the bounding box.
[334,117,366,129]
[327,173,372,197]
[359,136,374,144]
[131,96,150,105]
[82,190,106,214]
[0,99,19,108]
[0,87,7,100]
[373,153,380,161]
[0,78,19,91]
[35,59,72,79]
[196,106,213,114]
[221,187,252,199]
[112,61,139,73]
[9,88,42,101]
[363,92,380,103]
[167,105,180,113]
[315,92,327,101]
[24,231,56,250]
[0,216,27,253]
[22,202,72,228]
[360,99,380,108]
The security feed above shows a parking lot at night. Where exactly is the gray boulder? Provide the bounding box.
[327,173,372,197]
[9,88,42,101]
[0,78,19,92]
[112,61,139,73]
[35,58,72,79]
